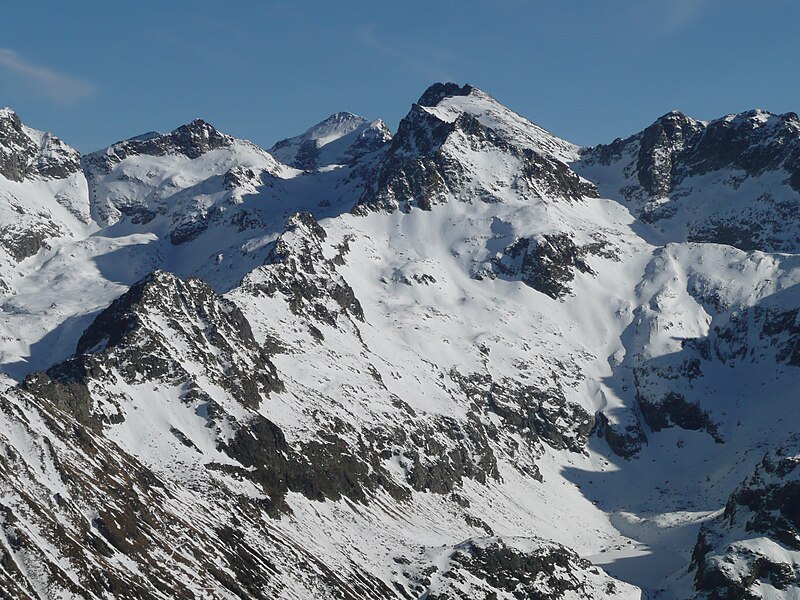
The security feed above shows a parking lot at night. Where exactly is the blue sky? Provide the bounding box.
[2,1,798,152]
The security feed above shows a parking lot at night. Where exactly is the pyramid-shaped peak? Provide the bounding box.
[269,111,389,169]
[400,82,578,163]
[0,107,81,182]
[645,110,705,137]
[317,111,368,125]
[297,112,370,143]
[0,107,27,136]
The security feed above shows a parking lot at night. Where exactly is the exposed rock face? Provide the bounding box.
[711,303,800,367]
[24,270,281,423]
[0,382,419,599]
[691,435,800,599]
[487,232,596,299]
[84,119,234,174]
[636,389,723,443]
[579,109,800,252]
[683,111,800,184]
[389,413,500,494]
[417,82,475,107]
[0,108,82,182]
[355,84,596,214]
[0,218,63,261]
[239,212,365,329]
[481,375,594,453]
[581,109,800,204]
[269,111,392,169]
[423,537,638,599]
[584,111,704,201]
[592,411,648,459]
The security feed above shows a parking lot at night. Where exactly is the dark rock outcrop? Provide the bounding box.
[488,232,596,299]
[423,537,632,599]
[637,390,723,444]
[240,212,365,329]
[84,119,233,175]
[691,435,800,598]
[580,109,800,252]
[354,84,595,214]
[0,108,81,182]
[593,411,648,459]
[24,270,282,428]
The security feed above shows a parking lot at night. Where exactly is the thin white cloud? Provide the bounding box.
[664,0,711,31]
[0,48,96,104]
[627,0,716,36]
[357,24,456,83]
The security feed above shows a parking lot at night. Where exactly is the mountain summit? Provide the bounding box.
[0,84,798,598]
[269,111,392,169]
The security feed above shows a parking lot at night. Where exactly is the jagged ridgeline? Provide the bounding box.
[0,83,798,598]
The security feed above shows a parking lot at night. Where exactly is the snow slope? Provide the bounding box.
[0,83,798,598]
[269,111,392,170]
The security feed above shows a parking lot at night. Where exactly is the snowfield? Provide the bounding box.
[0,82,798,598]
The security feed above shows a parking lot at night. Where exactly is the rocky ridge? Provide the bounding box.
[0,83,798,598]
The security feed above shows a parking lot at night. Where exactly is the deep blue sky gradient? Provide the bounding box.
[3,1,798,152]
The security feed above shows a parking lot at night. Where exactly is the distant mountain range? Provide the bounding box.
[0,82,798,599]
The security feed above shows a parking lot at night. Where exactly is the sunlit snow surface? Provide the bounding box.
[0,88,799,598]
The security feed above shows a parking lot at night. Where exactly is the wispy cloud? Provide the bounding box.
[0,49,96,104]
[663,0,713,31]
[627,0,716,36]
[357,24,456,83]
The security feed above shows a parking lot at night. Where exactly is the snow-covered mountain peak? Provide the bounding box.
[3,84,800,599]
[416,81,475,107]
[650,109,704,133]
[83,117,283,228]
[721,107,798,128]
[269,110,392,169]
[413,82,580,162]
[85,117,240,172]
[578,104,800,252]
[0,107,82,183]
[294,111,369,144]
[0,109,90,297]
[0,106,22,123]
[354,82,594,213]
